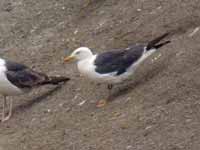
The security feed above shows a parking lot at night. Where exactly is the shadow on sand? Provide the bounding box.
[13,84,63,113]
[108,61,170,102]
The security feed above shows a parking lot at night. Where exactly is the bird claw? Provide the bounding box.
[1,111,12,122]
[96,99,107,108]
[1,115,11,122]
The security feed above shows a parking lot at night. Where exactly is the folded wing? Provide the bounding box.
[5,61,48,88]
[94,45,145,75]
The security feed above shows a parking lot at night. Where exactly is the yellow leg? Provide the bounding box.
[96,84,113,108]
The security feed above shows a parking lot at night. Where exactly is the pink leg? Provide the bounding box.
[1,97,13,122]
[1,96,6,122]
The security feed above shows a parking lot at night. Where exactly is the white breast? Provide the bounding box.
[77,56,98,80]
[0,59,23,96]
[77,56,124,83]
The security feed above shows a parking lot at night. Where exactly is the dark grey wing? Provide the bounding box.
[94,45,145,75]
[5,60,48,89]
[5,60,27,71]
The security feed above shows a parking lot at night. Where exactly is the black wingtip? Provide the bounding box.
[153,40,171,49]
[146,33,170,50]
[41,76,70,85]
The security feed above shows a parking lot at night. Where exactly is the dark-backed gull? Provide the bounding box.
[0,58,70,122]
[64,33,170,107]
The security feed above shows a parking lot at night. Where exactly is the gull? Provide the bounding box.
[64,33,170,107]
[0,58,70,122]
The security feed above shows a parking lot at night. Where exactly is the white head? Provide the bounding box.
[64,47,93,62]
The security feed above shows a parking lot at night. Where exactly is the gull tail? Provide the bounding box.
[146,33,170,51]
[40,76,70,85]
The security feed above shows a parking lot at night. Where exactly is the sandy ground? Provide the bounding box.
[0,0,200,150]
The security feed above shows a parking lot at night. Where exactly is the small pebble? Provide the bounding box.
[59,103,63,107]
[145,125,152,130]
[189,27,200,37]
[78,100,86,106]
[186,119,192,122]
[157,6,162,10]
[126,145,132,149]
[152,53,162,62]
[74,29,78,35]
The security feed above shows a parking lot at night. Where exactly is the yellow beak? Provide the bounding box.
[64,56,75,62]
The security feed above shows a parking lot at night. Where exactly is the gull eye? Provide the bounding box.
[76,51,81,55]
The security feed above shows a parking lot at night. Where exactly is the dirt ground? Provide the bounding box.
[0,0,200,149]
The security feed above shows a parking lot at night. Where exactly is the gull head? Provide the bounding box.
[64,47,93,62]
